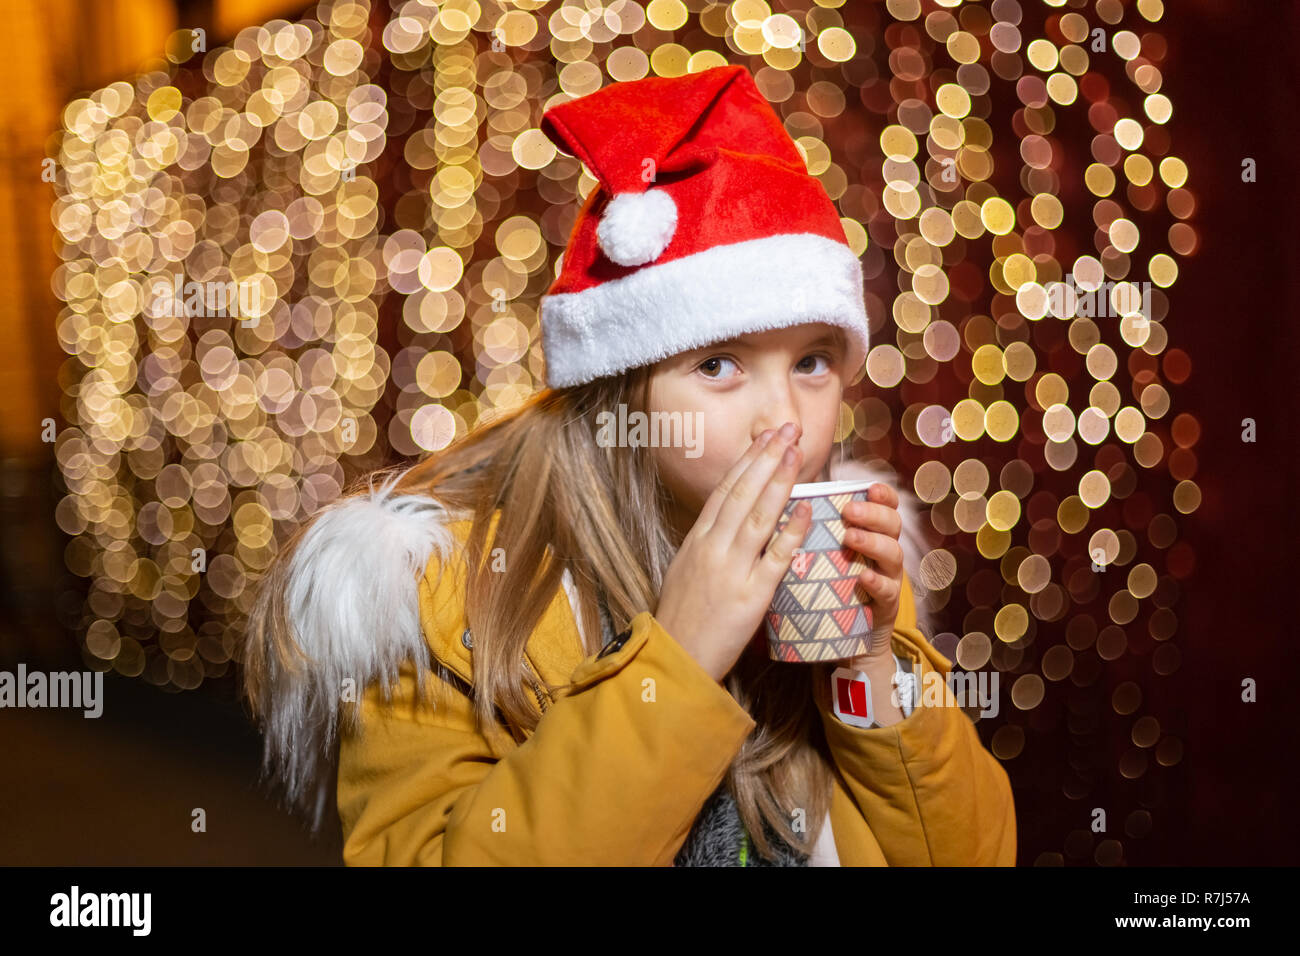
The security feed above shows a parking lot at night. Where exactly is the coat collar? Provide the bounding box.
[417,510,587,700]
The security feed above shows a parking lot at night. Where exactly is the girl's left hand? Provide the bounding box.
[840,482,904,663]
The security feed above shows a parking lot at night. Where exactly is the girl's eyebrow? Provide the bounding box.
[803,331,845,352]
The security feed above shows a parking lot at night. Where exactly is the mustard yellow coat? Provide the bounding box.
[334,514,1017,866]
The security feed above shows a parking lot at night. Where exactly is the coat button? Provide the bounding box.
[461,628,473,650]
[597,627,632,659]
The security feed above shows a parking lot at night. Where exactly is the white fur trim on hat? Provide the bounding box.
[260,466,463,829]
[596,189,678,266]
[541,232,870,388]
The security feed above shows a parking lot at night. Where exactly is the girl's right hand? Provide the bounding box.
[654,421,813,683]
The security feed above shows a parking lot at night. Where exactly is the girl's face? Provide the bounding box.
[647,322,848,540]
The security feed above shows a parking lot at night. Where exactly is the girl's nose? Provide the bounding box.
[751,381,801,443]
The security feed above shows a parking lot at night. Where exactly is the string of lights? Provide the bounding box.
[49,0,1196,865]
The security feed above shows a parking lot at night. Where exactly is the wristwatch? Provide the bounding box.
[830,653,917,729]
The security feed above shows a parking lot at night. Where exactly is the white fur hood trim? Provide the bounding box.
[827,457,936,640]
[265,467,460,828]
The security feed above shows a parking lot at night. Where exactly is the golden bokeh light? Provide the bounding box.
[49,0,1198,866]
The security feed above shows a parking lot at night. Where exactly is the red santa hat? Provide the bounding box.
[538,64,871,388]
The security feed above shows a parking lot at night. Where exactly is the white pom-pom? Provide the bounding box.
[596,188,677,266]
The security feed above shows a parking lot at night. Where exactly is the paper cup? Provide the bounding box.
[763,479,875,663]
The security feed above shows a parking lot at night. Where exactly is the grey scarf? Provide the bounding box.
[673,778,811,866]
[595,595,809,867]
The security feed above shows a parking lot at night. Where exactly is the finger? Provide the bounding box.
[842,499,902,539]
[708,423,800,545]
[867,482,898,509]
[756,498,813,585]
[692,428,777,534]
[844,528,905,579]
[857,563,899,608]
[732,439,803,559]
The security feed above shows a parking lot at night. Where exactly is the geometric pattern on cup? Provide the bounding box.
[765,605,873,662]
[764,489,876,663]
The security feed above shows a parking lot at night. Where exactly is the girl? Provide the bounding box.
[243,64,1016,866]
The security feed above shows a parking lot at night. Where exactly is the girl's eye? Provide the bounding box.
[797,353,832,375]
[698,356,738,379]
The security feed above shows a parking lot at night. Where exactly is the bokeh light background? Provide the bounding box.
[48,0,1202,865]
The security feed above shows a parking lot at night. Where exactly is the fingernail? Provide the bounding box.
[757,429,774,446]
[782,445,797,465]
[779,421,796,440]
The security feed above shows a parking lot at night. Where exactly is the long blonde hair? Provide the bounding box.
[246,363,845,859]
